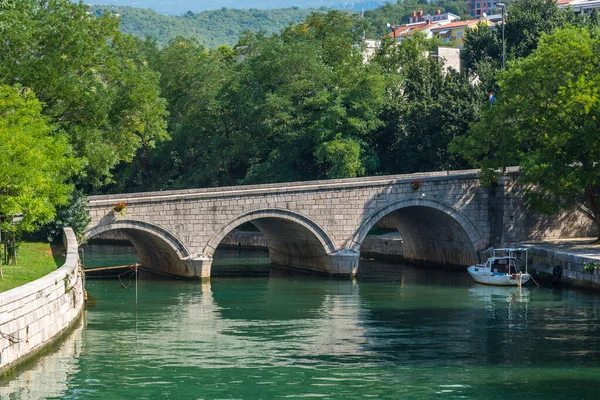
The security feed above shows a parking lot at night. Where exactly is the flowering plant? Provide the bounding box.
[113,201,127,216]
[410,180,423,190]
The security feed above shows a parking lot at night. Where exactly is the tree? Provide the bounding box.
[115,11,388,190]
[37,190,91,242]
[460,0,576,88]
[451,27,600,238]
[370,34,483,175]
[0,0,168,188]
[460,22,501,81]
[504,0,576,60]
[0,85,83,234]
[233,11,386,183]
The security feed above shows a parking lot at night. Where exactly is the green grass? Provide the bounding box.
[0,242,65,293]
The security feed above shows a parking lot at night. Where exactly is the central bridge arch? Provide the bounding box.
[352,198,485,266]
[204,209,338,275]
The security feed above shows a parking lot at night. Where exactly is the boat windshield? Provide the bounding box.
[486,257,518,274]
[487,248,528,274]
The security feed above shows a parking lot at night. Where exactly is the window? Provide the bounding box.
[476,2,480,7]
[477,10,481,15]
[456,30,463,38]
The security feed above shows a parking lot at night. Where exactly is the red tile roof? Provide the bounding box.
[384,21,433,38]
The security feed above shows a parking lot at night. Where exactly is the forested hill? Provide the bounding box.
[84,0,387,16]
[90,6,328,47]
[92,1,471,47]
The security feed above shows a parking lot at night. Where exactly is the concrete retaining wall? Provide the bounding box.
[0,228,84,375]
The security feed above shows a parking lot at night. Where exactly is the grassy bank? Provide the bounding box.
[0,242,65,293]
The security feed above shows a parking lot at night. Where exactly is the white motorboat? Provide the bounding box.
[467,248,531,286]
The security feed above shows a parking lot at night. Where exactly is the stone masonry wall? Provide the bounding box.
[87,169,492,258]
[499,174,596,243]
[0,228,84,374]
[86,169,596,277]
[528,247,600,288]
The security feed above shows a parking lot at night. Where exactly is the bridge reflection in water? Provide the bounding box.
[2,248,600,399]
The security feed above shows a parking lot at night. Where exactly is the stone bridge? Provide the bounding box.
[85,168,592,279]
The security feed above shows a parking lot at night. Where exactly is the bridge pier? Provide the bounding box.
[325,250,360,277]
[182,255,213,280]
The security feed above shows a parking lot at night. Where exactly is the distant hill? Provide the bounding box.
[91,1,470,48]
[84,0,387,16]
[91,6,329,47]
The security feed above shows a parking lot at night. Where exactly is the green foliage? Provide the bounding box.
[0,0,168,187]
[0,85,82,233]
[370,34,483,175]
[92,5,328,47]
[461,0,585,86]
[583,261,600,272]
[504,0,577,60]
[460,22,501,83]
[92,1,471,48]
[38,191,91,243]
[452,26,600,236]
[110,11,388,190]
[84,0,386,16]
[316,135,365,179]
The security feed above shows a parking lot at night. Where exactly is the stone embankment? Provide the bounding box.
[523,239,600,288]
[0,228,84,375]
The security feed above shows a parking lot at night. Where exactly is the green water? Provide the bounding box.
[3,249,600,399]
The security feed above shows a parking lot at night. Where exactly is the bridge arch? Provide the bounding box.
[83,219,194,276]
[84,219,191,258]
[204,209,337,274]
[351,198,485,266]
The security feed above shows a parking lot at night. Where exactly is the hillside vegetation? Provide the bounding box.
[85,0,388,16]
[91,6,327,47]
[92,1,471,47]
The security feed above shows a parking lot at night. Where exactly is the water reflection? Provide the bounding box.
[0,319,84,399]
[1,250,600,399]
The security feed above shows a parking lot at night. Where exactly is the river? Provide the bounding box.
[2,247,600,399]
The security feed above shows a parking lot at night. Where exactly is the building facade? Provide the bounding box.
[467,0,500,17]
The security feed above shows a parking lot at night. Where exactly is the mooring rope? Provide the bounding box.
[0,331,22,344]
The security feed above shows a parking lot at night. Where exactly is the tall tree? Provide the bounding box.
[0,85,82,233]
[0,0,168,188]
[233,11,386,183]
[451,26,600,238]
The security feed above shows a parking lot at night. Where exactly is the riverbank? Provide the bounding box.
[0,242,65,293]
[522,238,600,288]
[0,228,85,375]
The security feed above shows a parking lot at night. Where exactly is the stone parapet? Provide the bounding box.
[0,228,85,375]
